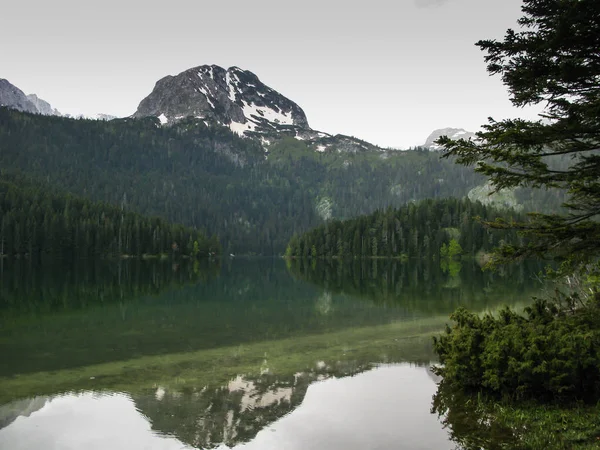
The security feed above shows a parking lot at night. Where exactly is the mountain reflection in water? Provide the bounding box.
[0,258,544,449]
[0,364,451,450]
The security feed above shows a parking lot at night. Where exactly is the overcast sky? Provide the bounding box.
[0,0,542,148]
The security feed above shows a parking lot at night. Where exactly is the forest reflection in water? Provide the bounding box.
[0,257,545,449]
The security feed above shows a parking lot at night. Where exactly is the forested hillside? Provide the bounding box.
[285,198,523,260]
[0,108,486,254]
[0,173,219,258]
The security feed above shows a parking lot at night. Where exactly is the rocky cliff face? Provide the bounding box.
[0,80,63,116]
[133,64,383,154]
[423,127,478,151]
[0,79,39,114]
[1,79,116,120]
[133,65,308,132]
[26,94,61,116]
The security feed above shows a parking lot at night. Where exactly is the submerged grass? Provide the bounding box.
[0,316,443,405]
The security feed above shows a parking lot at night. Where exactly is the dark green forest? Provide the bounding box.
[285,198,523,260]
[0,108,493,254]
[0,173,220,258]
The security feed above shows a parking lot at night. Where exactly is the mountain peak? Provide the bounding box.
[0,79,39,114]
[0,79,63,117]
[26,94,62,116]
[423,127,477,151]
[0,79,125,122]
[133,64,309,135]
[133,64,387,154]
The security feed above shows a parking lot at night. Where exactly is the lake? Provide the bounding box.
[0,257,544,449]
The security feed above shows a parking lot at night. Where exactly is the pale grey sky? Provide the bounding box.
[0,0,541,148]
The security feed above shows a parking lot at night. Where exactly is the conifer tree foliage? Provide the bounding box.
[438,0,600,271]
[285,198,521,260]
[0,174,219,258]
[0,106,569,255]
[0,109,490,255]
[433,0,600,404]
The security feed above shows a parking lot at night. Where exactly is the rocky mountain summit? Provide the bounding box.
[134,65,381,153]
[26,94,61,116]
[423,127,478,151]
[134,65,308,130]
[0,78,116,120]
[0,79,64,116]
[0,79,40,114]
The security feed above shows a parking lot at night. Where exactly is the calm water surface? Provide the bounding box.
[0,258,543,449]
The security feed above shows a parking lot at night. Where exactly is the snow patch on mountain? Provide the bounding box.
[242,100,294,125]
[225,71,237,101]
[197,85,216,109]
[134,65,309,135]
[134,64,390,155]
[230,119,256,136]
[63,113,117,121]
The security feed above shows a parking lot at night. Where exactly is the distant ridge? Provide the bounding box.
[0,79,40,114]
[0,78,115,121]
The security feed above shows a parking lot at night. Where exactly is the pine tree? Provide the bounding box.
[438,0,600,274]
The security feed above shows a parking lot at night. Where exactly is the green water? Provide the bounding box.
[0,258,544,449]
